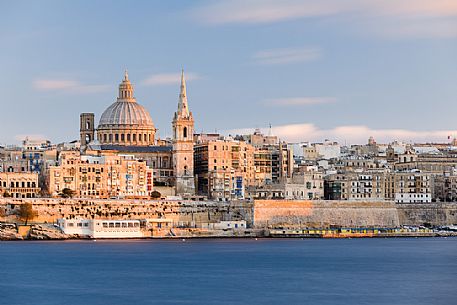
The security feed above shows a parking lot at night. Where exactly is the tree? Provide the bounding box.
[150,191,162,199]
[60,188,75,198]
[17,203,37,225]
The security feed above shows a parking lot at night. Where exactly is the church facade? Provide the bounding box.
[79,71,195,196]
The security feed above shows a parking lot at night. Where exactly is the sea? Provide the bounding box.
[0,238,456,305]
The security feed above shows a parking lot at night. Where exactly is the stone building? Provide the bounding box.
[80,70,195,195]
[47,151,153,199]
[254,142,294,186]
[433,172,457,202]
[0,172,40,198]
[194,138,255,199]
[394,153,457,173]
[392,171,431,203]
[324,170,387,201]
[324,170,432,203]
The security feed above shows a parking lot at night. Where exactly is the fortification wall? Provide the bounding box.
[253,200,400,228]
[2,198,456,229]
[397,203,457,226]
[254,200,457,228]
[0,198,252,227]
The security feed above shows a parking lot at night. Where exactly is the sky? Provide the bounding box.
[1,0,457,145]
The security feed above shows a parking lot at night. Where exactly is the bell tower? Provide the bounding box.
[80,113,95,148]
[172,69,195,195]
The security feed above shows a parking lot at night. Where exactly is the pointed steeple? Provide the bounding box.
[177,69,190,118]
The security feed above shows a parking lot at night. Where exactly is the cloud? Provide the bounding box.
[192,0,347,24]
[192,0,457,38]
[264,97,336,106]
[33,79,109,93]
[227,123,457,144]
[142,72,201,86]
[253,47,321,65]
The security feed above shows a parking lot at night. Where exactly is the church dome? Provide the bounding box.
[98,100,154,128]
[98,71,154,129]
[96,71,156,146]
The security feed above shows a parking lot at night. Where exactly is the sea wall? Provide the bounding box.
[397,203,457,226]
[253,200,400,228]
[2,198,456,229]
[0,198,252,227]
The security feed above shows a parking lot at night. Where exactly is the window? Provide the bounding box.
[115,134,119,141]
[183,127,187,138]
[121,134,125,141]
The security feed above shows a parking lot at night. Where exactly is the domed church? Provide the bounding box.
[96,71,156,146]
[79,70,195,195]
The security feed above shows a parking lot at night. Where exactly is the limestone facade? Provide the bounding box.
[47,151,153,199]
[194,139,255,199]
[172,70,195,195]
[0,172,40,198]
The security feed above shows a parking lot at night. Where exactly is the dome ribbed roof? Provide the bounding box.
[97,71,155,129]
[98,100,154,127]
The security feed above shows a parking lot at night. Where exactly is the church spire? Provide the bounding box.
[177,69,189,118]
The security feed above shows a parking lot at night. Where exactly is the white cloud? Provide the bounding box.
[264,97,336,106]
[253,47,321,65]
[227,123,457,144]
[33,79,109,93]
[142,72,201,86]
[192,0,457,38]
[192,0,348,24]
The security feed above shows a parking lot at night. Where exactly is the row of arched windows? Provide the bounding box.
[99,132,153,144]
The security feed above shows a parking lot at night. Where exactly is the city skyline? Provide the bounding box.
[1,0,457,145]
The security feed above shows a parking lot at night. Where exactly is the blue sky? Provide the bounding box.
[1,0,457,145]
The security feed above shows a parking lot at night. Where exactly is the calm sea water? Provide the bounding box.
[0,238,456,305]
